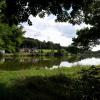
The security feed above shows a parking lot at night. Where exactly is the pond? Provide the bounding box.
[0,56,100,70]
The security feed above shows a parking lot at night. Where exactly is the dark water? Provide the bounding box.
[1,56,99,71]
[0,56,79,71]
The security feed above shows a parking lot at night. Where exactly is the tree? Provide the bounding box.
[5,0,94,25]
[72,1,100,50]
[5,0,100,50]
[0,24,25,52]
[0,0,25,53]
[2,0,100,50]
[20,37,62,50]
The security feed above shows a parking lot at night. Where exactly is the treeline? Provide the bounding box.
[20,38,62,50]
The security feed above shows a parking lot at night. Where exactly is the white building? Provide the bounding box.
[0,50,5,54]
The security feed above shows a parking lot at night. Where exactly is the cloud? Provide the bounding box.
[92,45,100,51]
[21,14,88,46]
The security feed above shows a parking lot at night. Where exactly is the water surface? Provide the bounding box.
[0,56,100,70]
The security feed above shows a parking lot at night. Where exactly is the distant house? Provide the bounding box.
[19,48,37,53]
[0,50,5,54]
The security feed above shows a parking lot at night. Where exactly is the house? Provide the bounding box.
[19,48,37,53]
[0,50,5,54]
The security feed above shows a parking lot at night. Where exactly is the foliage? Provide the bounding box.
[0,0,25,53]
[66,45,84,54]
[0,0,98,50]
[5,0,94,25]
[72,1,100,49]
[21,38,61,50]
[0,24,25,53]
[5,0,100,50]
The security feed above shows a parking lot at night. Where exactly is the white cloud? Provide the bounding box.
[92,45,100,51]
[21,14,89,46]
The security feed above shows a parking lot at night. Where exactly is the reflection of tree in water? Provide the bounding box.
[34,59,61,68]
[64,55,80,63]
[0,57,62,71]
[0,58,5,63]
[0,56,82,71]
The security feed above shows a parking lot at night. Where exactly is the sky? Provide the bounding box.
[21,14,99,51]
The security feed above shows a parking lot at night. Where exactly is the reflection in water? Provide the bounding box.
[60,57,100,67]
[0,58,5,63]
[75,57,100,65]
[51,57,100,69]
[0,57,100,70]
[60,62,73,67]
[0,57,62,71]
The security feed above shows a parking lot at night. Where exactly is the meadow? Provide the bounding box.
[0,65,100,100]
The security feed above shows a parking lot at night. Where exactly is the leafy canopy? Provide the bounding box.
[3,0,100,50]
[0,0,25,52]
[72,1,100,50]
[5,0,94,25]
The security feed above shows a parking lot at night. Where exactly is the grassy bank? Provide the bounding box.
[0,66,84,85]
[0,49,68,57]
[0,66,100,100]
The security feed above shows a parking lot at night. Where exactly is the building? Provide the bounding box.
[0,50,5,54]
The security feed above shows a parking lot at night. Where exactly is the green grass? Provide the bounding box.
[0,66,100,100]
[0,66,95,86]
[38,49,57,52]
